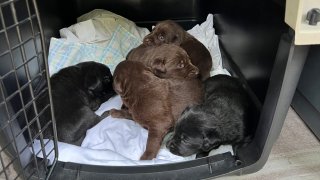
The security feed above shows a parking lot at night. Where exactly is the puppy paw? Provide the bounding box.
[89,99,101,111]
[196,151,209,158]
[140,152,155,160]
[110,109,133,119]
[100,110,110,119]
[109,109,123,118]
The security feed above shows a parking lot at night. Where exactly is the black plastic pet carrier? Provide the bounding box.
[0,0,312,179]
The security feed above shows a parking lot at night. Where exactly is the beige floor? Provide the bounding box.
[217,107,320,180]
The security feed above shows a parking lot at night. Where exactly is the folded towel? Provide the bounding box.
[49,24,145,75]
[77,9,149,41]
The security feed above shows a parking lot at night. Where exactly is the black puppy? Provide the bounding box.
[166,75,252,157]
[30,61,116,145]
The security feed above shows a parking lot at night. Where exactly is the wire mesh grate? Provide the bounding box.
[0,0,58,179]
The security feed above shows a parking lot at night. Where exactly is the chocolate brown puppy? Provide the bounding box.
[127,44,204,122]
[143,20,212,81]
[110,61,174,160]
[110,61,203,160]
[127,44,199,79]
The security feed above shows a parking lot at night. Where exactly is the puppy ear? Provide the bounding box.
[202,129,221,152]
[85,75,100,97]
[202,137,212,152]
[172,34,180,45]
[181,105,193,116]
[172,30,185,45]
[113,78,123,94]
[151,58,166,75]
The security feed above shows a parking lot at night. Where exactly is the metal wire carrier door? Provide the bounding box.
[0,0,58,179]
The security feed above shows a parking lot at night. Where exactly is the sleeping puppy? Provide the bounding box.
[126,44,199,79]
[166,75,252,157]
[124,44,202,120]
[110,61,203,160]
[110,60,175,160]
[30,61,116,146]
[142,20,212,81]
[123,43,200,116]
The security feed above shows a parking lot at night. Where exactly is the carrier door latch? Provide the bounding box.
[207,152,241,174]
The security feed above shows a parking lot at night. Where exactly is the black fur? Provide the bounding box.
[166,75,252,157]
[29,61,116,145]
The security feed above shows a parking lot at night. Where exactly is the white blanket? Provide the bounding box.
[187,14,229,76]
[33,96,233,166]
[33,13,232,166]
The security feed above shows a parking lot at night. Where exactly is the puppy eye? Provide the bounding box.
[181,134,187,141]
[88,88,95,96]
[181,137,191,144]
[103,76,110,83]
[158,35,164,41]
[177,63,184,68]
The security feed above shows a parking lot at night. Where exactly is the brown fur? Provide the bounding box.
[110,61,203,160]
[143,20,212,81]
[127,44,199,79]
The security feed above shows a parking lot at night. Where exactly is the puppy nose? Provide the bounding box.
[193,69,199,75]
[188,69,199,77]
[166,141,176,150]
[143,38,152,45]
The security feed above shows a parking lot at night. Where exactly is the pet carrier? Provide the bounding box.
[292,45,320,140]
[0,0,314,179]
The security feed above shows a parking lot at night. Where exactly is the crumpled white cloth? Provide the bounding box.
[59,9,149,44]
[32,96,196,166]
[59,19,110,43]
[187,14,230,76]
[33,13,233,166]
[32,96,233,166]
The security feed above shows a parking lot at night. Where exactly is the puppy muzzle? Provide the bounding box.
[143,38,153,45]
[188,66,200,78]
[166,140,181,156]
